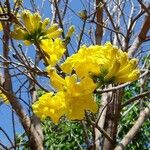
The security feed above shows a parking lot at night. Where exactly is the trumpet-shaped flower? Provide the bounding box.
[32,92,66,124]
[64,76,98,120]
[32,69,98,124]
[61,45,100,77]
[33,67,98,123]
[11,10,62,45]
[61,42,140,84]
[48,68,98,121]
[40,38,66,66]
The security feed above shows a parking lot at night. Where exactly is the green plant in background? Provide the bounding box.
[118,81,150,150]
[42,118,93,150]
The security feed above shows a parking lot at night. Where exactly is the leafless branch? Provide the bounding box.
[128,14,150,57]
[114,104,150,150]
[138,0,150,15]
[95,0,103,44]
[0,126,14,147]
[122,90,150,108]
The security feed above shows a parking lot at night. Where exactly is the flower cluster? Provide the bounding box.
[11,10,65,66]
[32,43,140,124]
[10,10,140,124]
[61,42,140,85]
[32,92,66,124]
[11,10,62,45]
[32,68,98,124]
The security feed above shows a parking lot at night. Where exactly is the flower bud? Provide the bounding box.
[66,25,75,38]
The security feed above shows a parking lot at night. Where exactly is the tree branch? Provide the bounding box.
[77,19,86,50]
[114,104,150,150]
[138,0,150,15]
[122,90,150,108]
[90,120,113,144]
[95,0,103,44]
[128,14,150,57]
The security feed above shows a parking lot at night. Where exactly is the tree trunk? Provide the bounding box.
[102,89,123,150]
[2,21,44,150]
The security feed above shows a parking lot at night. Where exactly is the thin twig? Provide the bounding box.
[137,0,150,15]
[86,112,113,143]
[0,142,9,150]
[122,90,150,108]
[0,126,14,147]
[91,121,113,143]
[12,110,16,150]
[77,19,86,50]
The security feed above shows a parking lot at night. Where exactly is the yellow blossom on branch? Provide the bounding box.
[40,38,66,66]
[61,45,101,77]
[61,42,140,85]
[32,68,98,124]
[11,10,62,45]
[32,92,66,124]
[32,42,140,125]
[66,25,75,38]
[48,68,98,120]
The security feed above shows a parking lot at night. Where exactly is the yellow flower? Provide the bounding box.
[33,69,98,123]
[61,42,140,84]
[11,10,62,45]
[48,68,98,121]
[66,25,75,38]
[14,0,23,6]
[61,45,100,77]
[32,92,66,124]
[64,76,98,120]
[0,90,9,104]
[0,23,2,31]
[40,38,66,66]
[47,67,65,91]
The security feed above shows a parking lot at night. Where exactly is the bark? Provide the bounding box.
[102,89,123,150]
[114,104,150,150]
[94,90,112,149]
[95,0,104,44]
[128,15,150,58]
